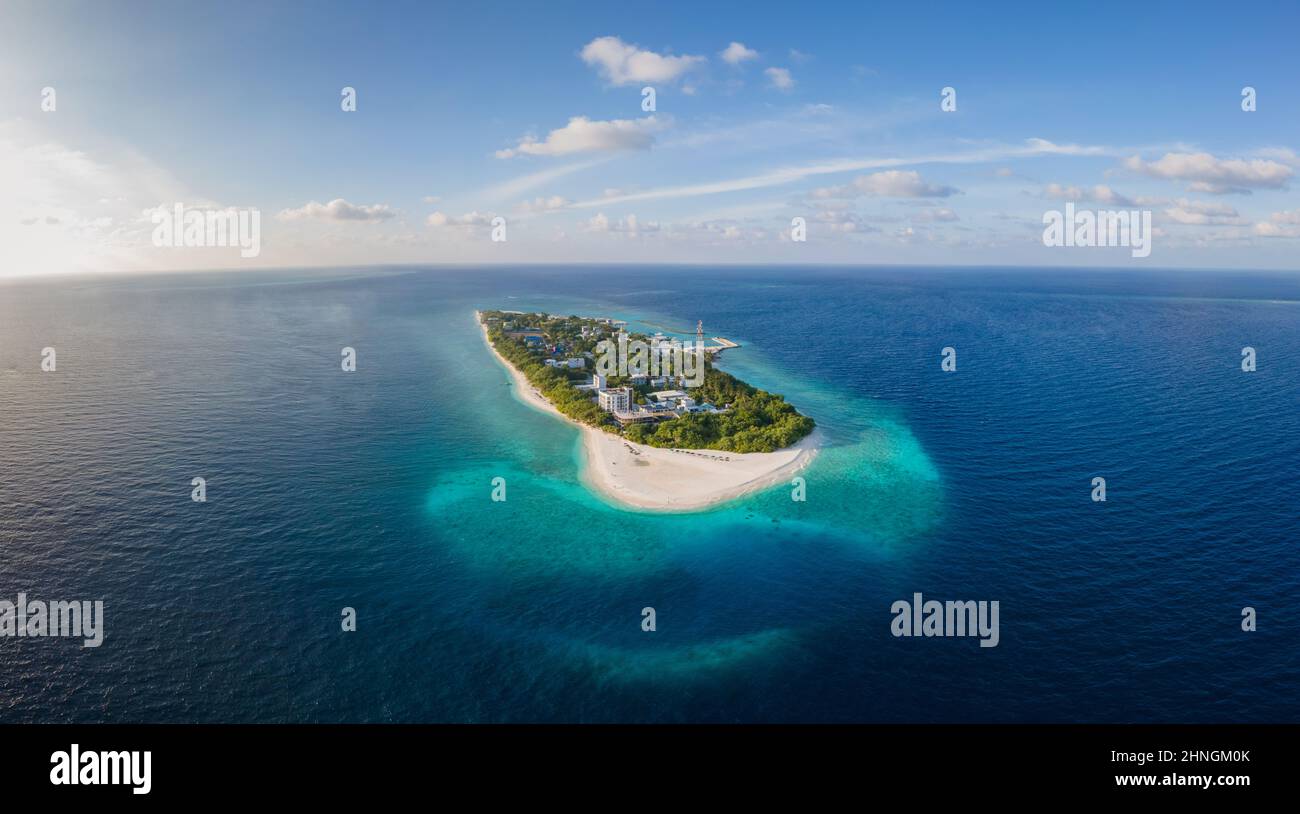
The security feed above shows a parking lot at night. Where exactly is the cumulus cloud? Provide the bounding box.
[580,36,704,85]
[1044,183,1085,201]
[1043,183,1136,206]
[720,41,758,65]
[765,67,795,90]
[1163,198,1246,226]
[674,219,771,242]
[1253,209,1300,237]
[1091,185,1138,206]
[496,116,664,158]
[811,209,879,233]
[277,198,396,222]
[812,170,957,199]
[1250,147,1298,168]
[427,210,496,227]
[583,212,658,235]
[1124,152,1293,194]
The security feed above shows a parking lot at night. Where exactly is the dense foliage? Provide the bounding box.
[486,323,614,430]
[483,310,814,453]
[623,367,814,453]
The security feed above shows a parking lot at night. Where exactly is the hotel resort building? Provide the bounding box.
[597,386,632,413]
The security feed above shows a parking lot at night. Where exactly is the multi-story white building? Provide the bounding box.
[597,386,632,413]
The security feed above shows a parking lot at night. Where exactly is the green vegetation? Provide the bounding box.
[481,309,814,453]
[484,315,614,431]
[623,367,813,453]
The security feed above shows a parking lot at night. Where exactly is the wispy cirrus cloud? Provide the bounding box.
[570,138,1110,209]
[479,157,610,203]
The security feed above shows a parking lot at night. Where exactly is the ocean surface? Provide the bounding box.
[1,265,1297,723]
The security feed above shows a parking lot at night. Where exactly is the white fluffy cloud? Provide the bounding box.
[812,170,957,199]
[1044,183,1085,201]
[583,212,658,235]
[427,211,496,227]
[765,67,795,90]
[811,209,879,233]
[1124,152,1293,194]
[1253,209,1300,237]
[496,116,664,158]
[1163,198,1246,226]
[720,41,758,65]
[277,198,396,222]
[1044,183,1137,206]
[580,36,704,85]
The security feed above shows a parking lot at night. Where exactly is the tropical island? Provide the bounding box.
[477,309,819,511]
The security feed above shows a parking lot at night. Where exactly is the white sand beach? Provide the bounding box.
[477,312,820,511]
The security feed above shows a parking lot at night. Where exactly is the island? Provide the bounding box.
[477,309,820,511]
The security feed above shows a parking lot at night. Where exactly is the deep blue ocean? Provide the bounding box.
[1,266,1297,723]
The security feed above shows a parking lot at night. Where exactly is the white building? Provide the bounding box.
[649,389,688,402]
[598,386,632,413]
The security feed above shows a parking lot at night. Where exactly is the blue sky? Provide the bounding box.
[2,0,1299,273]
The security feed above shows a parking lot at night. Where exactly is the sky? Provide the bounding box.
[1,0,1299,275]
